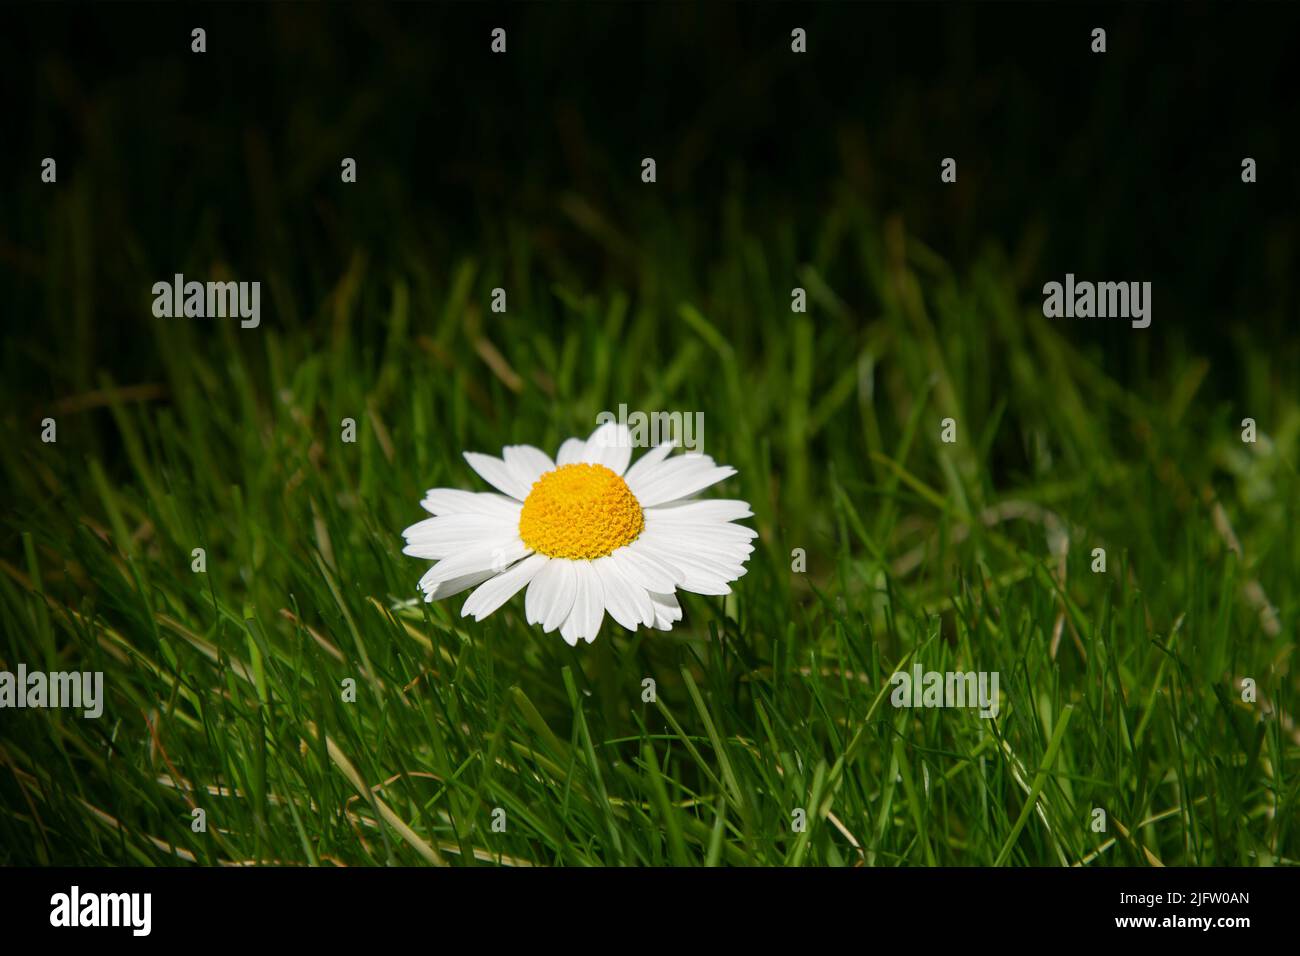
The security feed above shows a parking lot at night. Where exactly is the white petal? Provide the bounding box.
[420,489,523,520]
[633,537,740,594]
[643,521,759,549]
[612,542,685,592]
[558,614,581,646]
[462,554,550,621]
[592,556,650,630]
[555,437,587,465]
[581,421,633,475]
[526,558,577,633]
[643,499,754,524]
[420,569,496,602]
[502,445,554,491]
[658,538,751,577]
[629,456,737,506]
[622,441,677,487]
[419,539,530,587]
[638,529,755,571]
[625,452,715,497]
[564,560,606,643]
[649,591,683,630]
[464,451,532,500]
[402,514,517,559]
[640,520,757,549]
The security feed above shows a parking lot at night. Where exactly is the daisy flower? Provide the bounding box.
[401,422,756,645]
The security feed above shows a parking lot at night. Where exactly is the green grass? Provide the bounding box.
[3,192,1298,867]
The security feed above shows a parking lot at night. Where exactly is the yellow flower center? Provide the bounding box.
[518,463,644,559]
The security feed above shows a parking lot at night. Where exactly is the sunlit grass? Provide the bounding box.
[2,190,1298,866]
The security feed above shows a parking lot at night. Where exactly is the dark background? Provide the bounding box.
[1,2,1296,392]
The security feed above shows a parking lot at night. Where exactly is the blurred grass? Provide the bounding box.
[2,187,1297,865]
